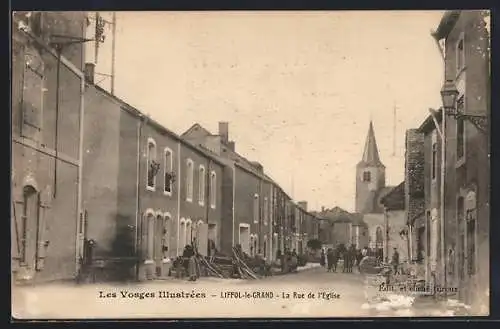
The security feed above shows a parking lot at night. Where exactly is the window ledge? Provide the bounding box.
[210,205,216,210]
[199,201,205,206]
[163,190,172,197]
[186,197,193,203]
[144,259,154,265]
[146,186,155,192]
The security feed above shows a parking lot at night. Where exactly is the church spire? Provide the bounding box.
[359,121,384,167]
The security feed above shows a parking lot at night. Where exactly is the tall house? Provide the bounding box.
[355,121,386,214]
[11,12,87,283]
[432,10,490,309]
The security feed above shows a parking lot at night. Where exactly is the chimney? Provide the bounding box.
[227,141,235,152]
[298,201,308,211]
[219,122,229,144]
[321,206,325,212]
[84,63,95,84]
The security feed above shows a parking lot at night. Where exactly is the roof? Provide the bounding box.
[317,207,367,227]
[358,121,384,168]
[182,122,275,182]
[418,108,442,134]
[371,186,396,213]
[91,85,226,167]
[432,11,461,40]
[380,181,405,211]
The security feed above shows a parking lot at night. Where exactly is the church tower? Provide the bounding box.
[355,121,386,214]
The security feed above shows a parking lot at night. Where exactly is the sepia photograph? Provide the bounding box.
[11,10,490,319]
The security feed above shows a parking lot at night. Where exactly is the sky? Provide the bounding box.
[86,11,445,212]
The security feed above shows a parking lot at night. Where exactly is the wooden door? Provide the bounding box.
[21,186,39,271]
[197,223,208,256]
[153,215,164,275]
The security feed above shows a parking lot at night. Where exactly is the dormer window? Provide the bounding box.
[363,171,371,182]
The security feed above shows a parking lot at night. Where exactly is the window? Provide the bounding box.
[363,171,371,182]
[210,171,217,209]
[253,194,259,224]
[432,143,438,180]
[264,197,269,226]
[22,49,44,140]
[146,138,157,190]
[186,159,194,202]
[456,96,465,161]
[163,148,173,195]
[198,165,206,205]
[456,35,465,74]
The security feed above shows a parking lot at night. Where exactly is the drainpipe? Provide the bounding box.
[134,116,143,280]
[441,108,447,295]
[176,140,181,256]
[231,164,236,247]
[76,55,85,274]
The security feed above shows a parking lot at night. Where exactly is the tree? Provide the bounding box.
[306,239,322,251]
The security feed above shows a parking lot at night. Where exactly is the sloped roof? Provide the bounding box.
[318,207,367,227]
[358,121,384,168]
[181,123,213,139]
[91,85,226,167]
[380,181,405,211]
[182,122,275,182]
[432,10,461,40]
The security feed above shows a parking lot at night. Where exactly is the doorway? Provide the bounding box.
[153,214,164,276]
[20,185,39,272]
[239,224,250,254]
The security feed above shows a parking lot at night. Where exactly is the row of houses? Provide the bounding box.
[11,11,320,284]
[311,11,490,312]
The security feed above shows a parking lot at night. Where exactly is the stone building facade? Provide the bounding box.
[11,12,87,283]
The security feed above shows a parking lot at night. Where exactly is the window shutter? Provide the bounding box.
[11,199,22,270]
[36,186,52,271]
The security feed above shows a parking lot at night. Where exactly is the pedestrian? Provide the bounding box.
[182,245,197,281]
[320,249,326,267]
[331,248,339,272]
[326,248,334,272]
[290,251,298,272]
[391,247,400,275]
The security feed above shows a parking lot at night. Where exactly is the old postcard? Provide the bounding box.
[11,10,490,319]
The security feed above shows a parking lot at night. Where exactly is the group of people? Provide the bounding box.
[320,244,401,276]
[276,249,299,273]
[320,244,365,273]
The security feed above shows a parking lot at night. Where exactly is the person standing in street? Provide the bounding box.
[320,249,326,267]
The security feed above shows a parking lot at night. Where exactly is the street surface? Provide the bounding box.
[12,266,461,319]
